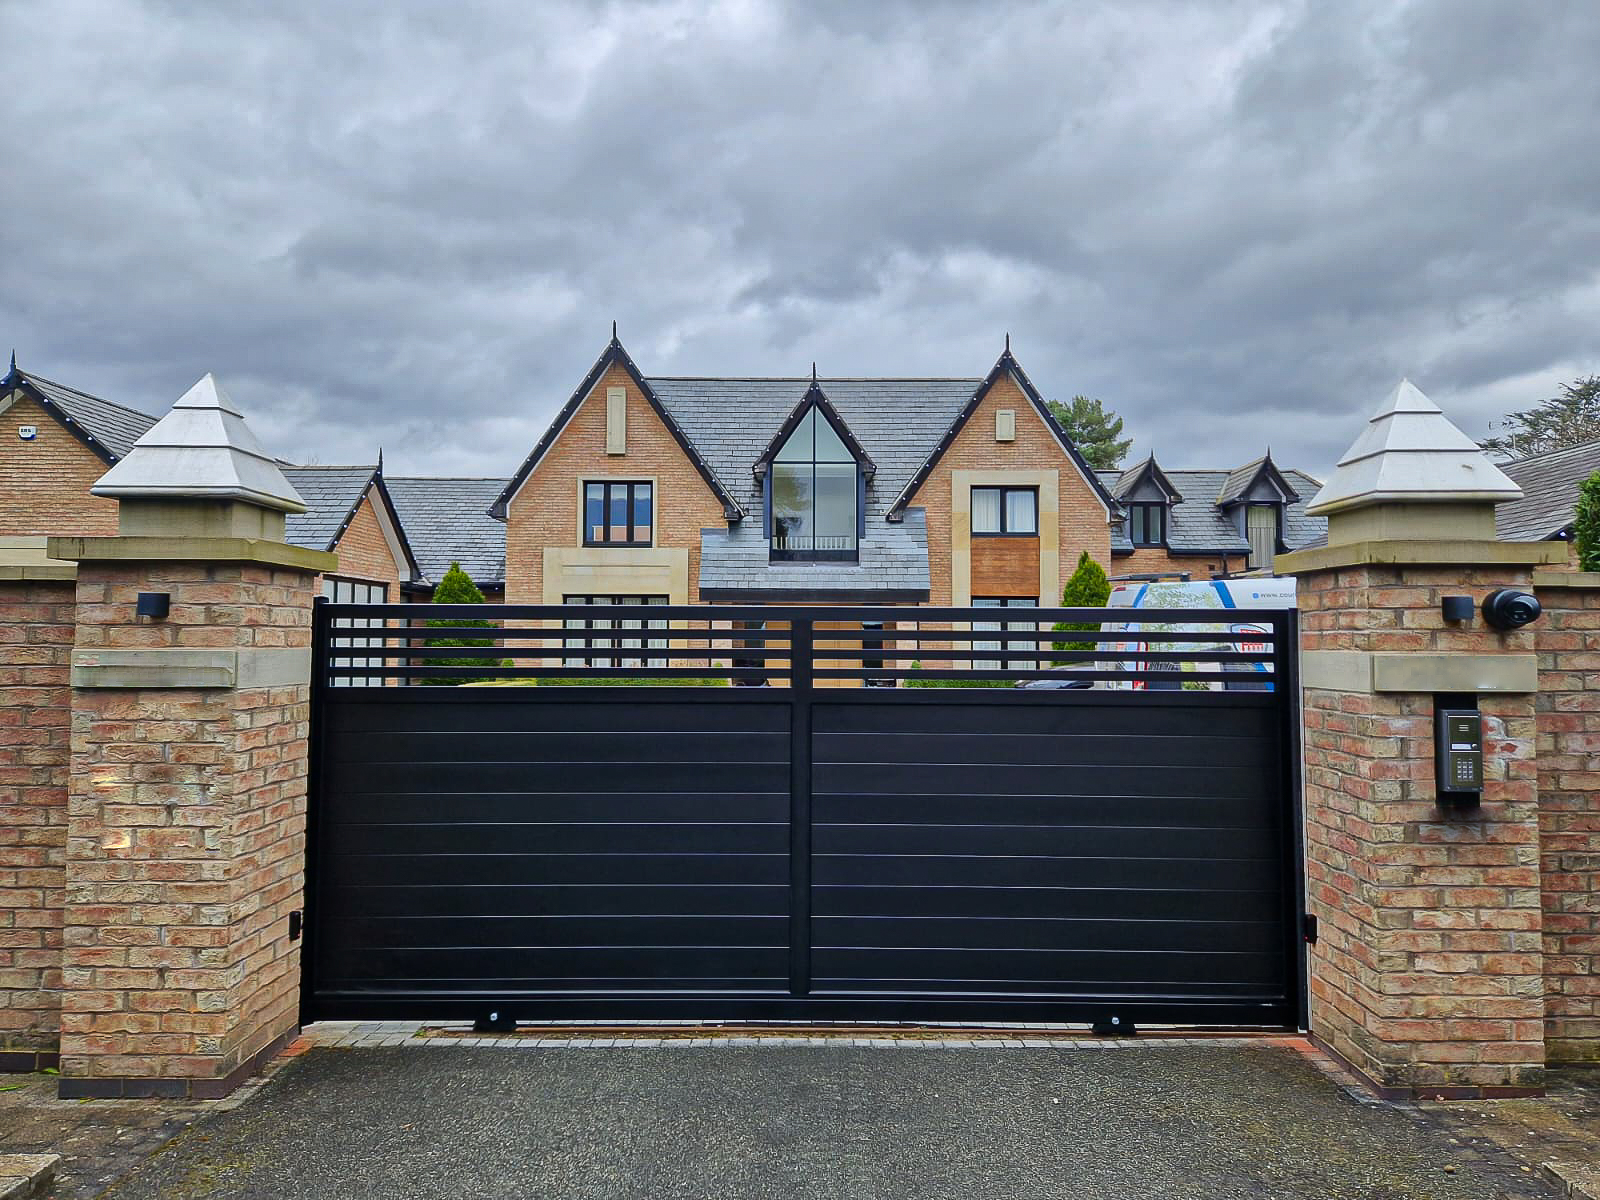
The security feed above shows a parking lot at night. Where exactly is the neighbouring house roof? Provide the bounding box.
[92,374,306,512]
[387,476,510,587]
[1496,438,1600,541]
[699,509,931,601]
[282,463,420,580]
[1215,453,1299,507]
[4,364,159,462]
[1097,463,1326,557]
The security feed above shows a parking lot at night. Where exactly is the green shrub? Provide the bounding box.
[904,659,1012,689]
[1052,550,1110,654]
[1576,470,1600,572]
[421,562,507,685]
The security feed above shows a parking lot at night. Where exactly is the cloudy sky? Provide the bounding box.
[4,0,1599,481]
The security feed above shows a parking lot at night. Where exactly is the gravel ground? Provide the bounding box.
[96,1041,1558,1200]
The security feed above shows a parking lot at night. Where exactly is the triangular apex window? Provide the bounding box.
[768,404,863,562]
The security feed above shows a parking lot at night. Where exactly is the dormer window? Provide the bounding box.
[769,406,860,561]
[1128,502,1165,546]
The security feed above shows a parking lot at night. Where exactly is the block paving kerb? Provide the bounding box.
[1,372,1598,1099]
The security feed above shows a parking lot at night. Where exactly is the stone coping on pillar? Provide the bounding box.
[47,534,337,573]
[1532,568,1600,589]
[1276,537,1565,575]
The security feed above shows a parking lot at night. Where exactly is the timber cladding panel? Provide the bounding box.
[0,395,119,537]
[970,536,1041,598]
[0,579,74,1061]
[503,363,727,605]
[910,372,1111,608]
[1533,576,1600,1063]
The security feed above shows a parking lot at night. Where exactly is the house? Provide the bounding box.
[282,462,420,603]
[1097,453,1327,578]
[386,476,509,601]
[1495,439,1600,557]
[490,335,1122,625]
[0,360,159,537]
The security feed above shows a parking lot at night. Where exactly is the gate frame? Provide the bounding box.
[301,600,1307,1030]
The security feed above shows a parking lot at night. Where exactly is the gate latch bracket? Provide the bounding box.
[1302,913,1318,945]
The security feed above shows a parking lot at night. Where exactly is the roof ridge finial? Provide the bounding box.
[812,361,817,384]
[1004,332,1010,354]
[7,349,14,375]
[377,446,384,473]
[612,320,618,342]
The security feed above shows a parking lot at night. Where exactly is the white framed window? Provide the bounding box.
[972,597,1038,671]
[563,595,669,668]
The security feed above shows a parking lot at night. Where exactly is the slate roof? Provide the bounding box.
[1097,465,1326,556]
[7,367,159,461]
[282,466,378,553]
[387,476,509,586]
[1214,455,1300,506]
[700,509,930,600]
[1496,439,1600,541]
[649,376,979,525]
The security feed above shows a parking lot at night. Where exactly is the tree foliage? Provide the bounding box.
[1046,395,1132,471]
[422,562,503,685]
[1481,376,1600,459]
[1052,550,1112,655]
[1576,470,1600,573]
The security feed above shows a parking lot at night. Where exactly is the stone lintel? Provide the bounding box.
[1302,649,1538,694]
[70,647,311,690]
[48,535,337,574]
[1276,538,1564,575]
[0,564,77,581]
[1532,568,1600,590]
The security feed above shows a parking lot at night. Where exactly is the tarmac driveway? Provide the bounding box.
[101,1040,1555,1200]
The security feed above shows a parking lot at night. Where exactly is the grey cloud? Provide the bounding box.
[2,0,1598,484]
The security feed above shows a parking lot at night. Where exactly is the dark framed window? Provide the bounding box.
[562,595,669,668]
[1128,503,1166,547]
[770,407,859,561]
[1246,503,1281,569]
[971,487,1038,536]
[972,597,1038,671]
[583,481,654,546]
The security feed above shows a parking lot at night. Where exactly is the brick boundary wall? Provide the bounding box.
[1297,564,1545,1098]
[1533,573,1600,1063]
[59,562,313,1098]
[0,579,73,1070]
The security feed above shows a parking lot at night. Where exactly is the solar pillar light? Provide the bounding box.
[135,592,170,620]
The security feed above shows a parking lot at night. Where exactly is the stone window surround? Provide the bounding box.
[950,468,1060,607]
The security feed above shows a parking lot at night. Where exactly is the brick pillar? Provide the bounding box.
[46,372,334,1098]
[1277,378,1563,1098]
[0,542,77,1070]
[1286,559,1549,1097]
[1532,568,1600,1063]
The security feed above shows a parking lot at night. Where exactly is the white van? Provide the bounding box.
[1101,578,1296,690]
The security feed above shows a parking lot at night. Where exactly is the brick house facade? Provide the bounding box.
[492,336,1122,616]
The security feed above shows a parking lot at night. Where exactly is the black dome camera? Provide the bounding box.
[1481,589,1541,631]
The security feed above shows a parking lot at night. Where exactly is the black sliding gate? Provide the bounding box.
[305,602,1302,1027]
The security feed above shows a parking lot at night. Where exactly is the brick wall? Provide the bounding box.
[323,490,405,595]
[911,373,1112,606]
[1113,546,1240,579]
[0,579,73,1066]
[1299,564,1544,1096]
[504,363,726,605]
[61,562,313,1097]
[1533,575,1600,1063]
[0,396,120,537]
